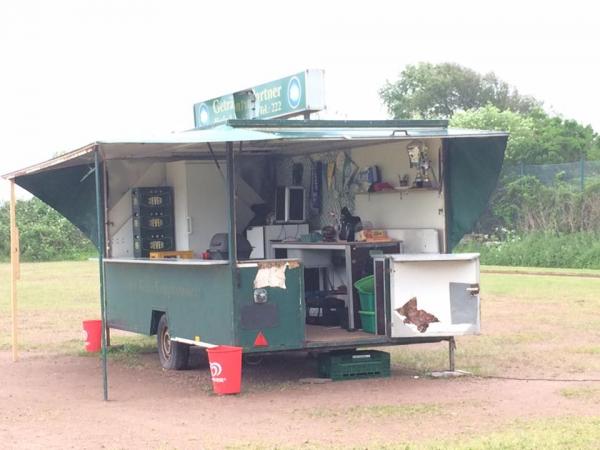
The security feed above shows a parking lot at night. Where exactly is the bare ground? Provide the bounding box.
[2,264,599,448]
[1,348,598,450]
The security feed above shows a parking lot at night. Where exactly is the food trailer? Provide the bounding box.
[4,71,507,395]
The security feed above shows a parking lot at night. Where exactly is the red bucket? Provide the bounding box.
[206,345,243,395]
[82,320,102,352]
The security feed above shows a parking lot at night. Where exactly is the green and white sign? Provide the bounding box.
[193,69,325,128]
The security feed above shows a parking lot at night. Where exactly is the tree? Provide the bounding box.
[450,105,600,164]
[380,62,540,119]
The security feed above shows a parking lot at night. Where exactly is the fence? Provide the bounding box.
[503,159,600,190]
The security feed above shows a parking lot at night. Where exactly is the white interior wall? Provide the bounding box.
[165,161,189,251]
[106,138,447,258]
[184,162,229,255]
[351,139,445,249]
[107,158,265,258]
[107,161,167,257]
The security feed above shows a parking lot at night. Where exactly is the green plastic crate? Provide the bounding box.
[318,350,390,381]
[354,275,375,311]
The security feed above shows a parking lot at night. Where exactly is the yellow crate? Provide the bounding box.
[149,250,194,260]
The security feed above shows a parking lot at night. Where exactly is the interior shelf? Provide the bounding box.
[355,187,439,195]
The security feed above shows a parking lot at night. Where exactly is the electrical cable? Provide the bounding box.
[473,374,600,382]
[403,370,600,382]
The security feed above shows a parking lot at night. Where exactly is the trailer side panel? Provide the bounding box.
[104,260,235,345]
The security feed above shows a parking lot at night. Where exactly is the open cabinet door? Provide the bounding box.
[378,254,480,338]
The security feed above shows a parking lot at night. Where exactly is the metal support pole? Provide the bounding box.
[102,161,111,348]
[580,156,585,192]
[94,150,109,401]
[226,142,237,266]
[449,337,456,372]
[9,180,19,362]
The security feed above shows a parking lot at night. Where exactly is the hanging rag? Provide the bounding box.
[327,161,335,190]
[310,160,322,212]
[336,152,346,188]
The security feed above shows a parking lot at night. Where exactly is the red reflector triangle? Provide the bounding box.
[254,331,269,347]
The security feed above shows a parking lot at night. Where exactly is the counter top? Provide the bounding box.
[377,253,480,262]
[104,258,229,266]
[271,240,400,250]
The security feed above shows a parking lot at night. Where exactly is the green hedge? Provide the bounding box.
[0,198,97,262]
[455,232,600,269]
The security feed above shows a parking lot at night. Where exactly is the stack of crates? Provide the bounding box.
[132,187,175,257]
[318,349,390,381]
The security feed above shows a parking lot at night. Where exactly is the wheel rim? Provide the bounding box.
[161,325,172,359]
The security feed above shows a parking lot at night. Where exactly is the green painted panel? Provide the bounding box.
[445,136,508,250]
[15,163,100,247]
[193,71,319,127]
[104,262,235,345]
[235,265,305,353]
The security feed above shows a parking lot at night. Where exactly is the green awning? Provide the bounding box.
[3,120,508,250]
[445,135,508,250]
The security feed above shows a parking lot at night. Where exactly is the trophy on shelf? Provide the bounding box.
[406,140,438,189]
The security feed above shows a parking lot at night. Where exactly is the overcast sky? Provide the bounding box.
[1,0,599,200]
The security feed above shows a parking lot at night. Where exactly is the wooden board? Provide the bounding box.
[305,325,379,343]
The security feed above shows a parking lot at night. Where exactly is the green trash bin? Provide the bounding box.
[354,275,375,311]
[358,310,376,333]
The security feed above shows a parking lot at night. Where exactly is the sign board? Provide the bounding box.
[193,69,325,128]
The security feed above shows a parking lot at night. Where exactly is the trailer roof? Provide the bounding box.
[5,119,508,252]
[2,120,508,179]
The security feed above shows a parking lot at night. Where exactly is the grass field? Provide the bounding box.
[230,415,600,449]
[1,261,600,449]
[0,260,154,355]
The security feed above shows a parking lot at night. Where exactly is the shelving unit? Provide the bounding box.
[355,187,440,199]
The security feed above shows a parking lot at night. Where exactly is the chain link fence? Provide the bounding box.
[504,159,600,189]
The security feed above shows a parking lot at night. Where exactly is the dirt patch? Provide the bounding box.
[1,350,598,449]
[3,263,600,448]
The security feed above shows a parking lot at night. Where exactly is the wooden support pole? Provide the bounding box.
[10,180,19,362]
[15,228,20,280]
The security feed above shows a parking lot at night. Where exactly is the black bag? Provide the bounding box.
[306,297,347,327]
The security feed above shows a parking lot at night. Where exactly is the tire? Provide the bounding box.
[157,314,189,370]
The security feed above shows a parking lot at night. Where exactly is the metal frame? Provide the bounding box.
[225,142,237,266]
[227,119,450,129]
[1,121,507,398]
[94,149,109,401]
[271,241,400,330]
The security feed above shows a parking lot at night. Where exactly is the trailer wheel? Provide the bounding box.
[157,314,189,370]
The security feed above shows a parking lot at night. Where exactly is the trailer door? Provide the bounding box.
[376,254,480,338]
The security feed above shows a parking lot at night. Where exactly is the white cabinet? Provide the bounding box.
[166,161,264,256]
[167,161,228,255]
[377,253,480,338]
[247,224,309,259]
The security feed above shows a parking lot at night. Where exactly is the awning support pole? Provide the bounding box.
[9,180,19,362]
[226,142,237,267]
[94,149,109,401]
